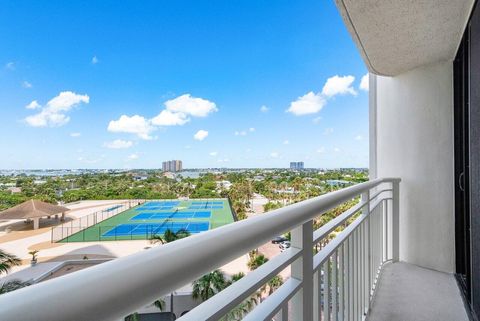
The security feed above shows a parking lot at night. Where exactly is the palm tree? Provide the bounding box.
[150,228,190,244]
[222,295,259,321]
[124,298,164,321]
[125,312,139,321]
[267,275,284,295]
[247,253,269,271]
[149,229,189,316]
[0,249,21,275]
[0,279,30,294]
[0,249,30,295]
[153,298,165,311]
[231,272,245,282]
[221,272,260,321]
[192,270,227,301]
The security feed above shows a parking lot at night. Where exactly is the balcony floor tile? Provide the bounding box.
[367,262,469,321]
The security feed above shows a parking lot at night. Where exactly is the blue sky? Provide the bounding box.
[0,1,369,169]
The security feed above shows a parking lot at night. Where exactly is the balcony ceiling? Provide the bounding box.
[335,0,475,76]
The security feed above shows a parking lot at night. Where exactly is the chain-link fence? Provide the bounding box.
[53,224,162,242]
[51,200,145,242]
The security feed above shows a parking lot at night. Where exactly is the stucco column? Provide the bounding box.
[61,213,65,221]
[33,217,40,230]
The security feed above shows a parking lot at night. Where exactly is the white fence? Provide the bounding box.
[0,178,399,321]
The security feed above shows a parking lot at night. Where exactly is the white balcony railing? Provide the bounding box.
[0,178,400,321]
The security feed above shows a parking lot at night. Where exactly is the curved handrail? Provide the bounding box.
[0,178,399,321]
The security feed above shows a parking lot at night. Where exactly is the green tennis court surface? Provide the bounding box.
[60,198,234,242]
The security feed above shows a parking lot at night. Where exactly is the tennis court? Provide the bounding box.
[131,211,211,220]
[189,205,223,209]
[102,221,210,237]
[59,198,234,242]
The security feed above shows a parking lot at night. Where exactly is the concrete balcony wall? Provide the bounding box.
[371,61,455,273]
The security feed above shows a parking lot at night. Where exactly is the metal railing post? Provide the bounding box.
[362,190,371,315]
[391,179,400,262]
[291,220,314,321]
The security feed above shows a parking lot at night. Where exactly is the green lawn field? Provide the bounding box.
[60,198,235,242]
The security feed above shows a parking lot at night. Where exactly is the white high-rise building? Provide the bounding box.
[162,160,183,172]
[289,161,304,170]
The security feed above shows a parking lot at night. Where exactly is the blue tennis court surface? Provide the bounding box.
[191,201,224,205]
[135,206,174,211]
[189,205,223,209]
[102,222,209,237]
[135,201,180,211]
[131,211,211,220]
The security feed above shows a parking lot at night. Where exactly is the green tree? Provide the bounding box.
[267,275,283,295]
[247,253,269,271]
[263,201,283,213]
[0,279,31,294]
[149,229,190,316]
[0,249,30,295]
[0,249,21,274]
[125,313,139,321]
[192,270,227,301]
[150,228,190,244]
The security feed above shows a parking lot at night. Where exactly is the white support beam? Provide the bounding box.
[33,217,40,230]
[291,220,314,321]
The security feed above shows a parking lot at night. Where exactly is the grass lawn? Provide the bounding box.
[60,198,234,242]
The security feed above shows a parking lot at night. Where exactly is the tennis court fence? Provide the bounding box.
[53,224,165,242]
[51,199,145,242]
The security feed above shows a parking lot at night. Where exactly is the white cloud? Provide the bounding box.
[260,105,269,113]
[92,56,99,64]
[234,128,255,136]
[25,91,90,127]
[283,140,289,145]
[209,151,218,156]
[25,100,41,110]
[22,81,32,88]
[127,153,139,161]
[70,132,81,137]
[217,158,230,163]
[312,116,322,124]
[5,62,14,70]
[334,147,341,152]
[194,129,208,141]
[108,94,218,140]
[104,139,133,149]
[287,92,326,116]
[360,73,369,91]
[108,94,216,139]
[234,130,247,136]
[47,91,90,112]
[321,75,357,97]
[185,145,191,149]
[164,94,217,117]
[317,147,325,153]
[354,135,364,141]
[151,110,189,126]
[270,152,279,158]
[107,115,155,140]
[323,128,334,135]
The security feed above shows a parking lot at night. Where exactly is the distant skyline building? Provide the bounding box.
[162,160,183,172]
[290,162,304,170]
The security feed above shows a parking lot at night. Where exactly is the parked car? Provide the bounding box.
[271,236,288,244]
[279,241,291,251]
